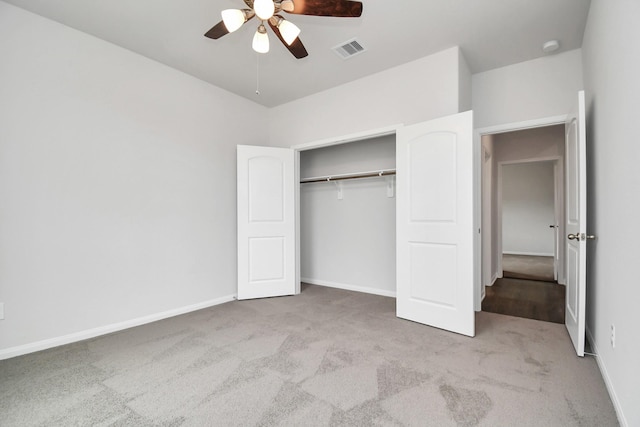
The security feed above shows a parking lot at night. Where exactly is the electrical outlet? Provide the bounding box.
[610,324,615,348]
[0,302,4,320]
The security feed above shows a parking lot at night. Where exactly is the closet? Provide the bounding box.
[237,110,475,337]
[299,135,397,297]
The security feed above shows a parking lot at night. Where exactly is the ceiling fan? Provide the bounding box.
[204,0,363,59]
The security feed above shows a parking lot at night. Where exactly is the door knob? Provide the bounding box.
[549,225,557,228]
[568,233,596,241]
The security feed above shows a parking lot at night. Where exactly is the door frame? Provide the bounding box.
[292,125,400,152]
[474,115,567,311]
[496,157,563,281]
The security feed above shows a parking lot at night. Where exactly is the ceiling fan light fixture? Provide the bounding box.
[221,9,246,32]
[252,24,270,53]
[254,0,275,20]
[278,19,300,45]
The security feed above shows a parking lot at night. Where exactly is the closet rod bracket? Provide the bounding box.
[386,176,395,198]
[334,181,343,200]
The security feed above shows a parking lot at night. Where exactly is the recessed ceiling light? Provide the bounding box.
[542,40,560,54]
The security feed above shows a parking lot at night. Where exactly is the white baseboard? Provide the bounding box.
[0,294,236,361]
[586,326,627,427]
[485,272,499,287]
[302,278,396,298]
[503,251,554,257]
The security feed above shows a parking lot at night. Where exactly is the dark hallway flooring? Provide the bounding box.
[482,277,566,324]
[502,254,555,282]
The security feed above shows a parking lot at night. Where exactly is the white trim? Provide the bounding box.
[291,124,401,151]
[553,161,560,281]
[497,163,504,277]
[496,157,562,279]
[503,251,555,257]
[490,272,499,286]
[476,115,568,136]
[294,149,301,295]
[474,124,483,311]
[499,155,562,165]
[474,115,568,317]
[0,294,236,361]
[586,327,627,427]
[302,278,396,298]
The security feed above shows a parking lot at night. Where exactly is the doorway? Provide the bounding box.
[479,124,567,323]
[500,159,558,282]
[294,112,476,336]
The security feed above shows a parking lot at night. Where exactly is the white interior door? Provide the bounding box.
[565,91,587,356]
[396,111,475,337]
[237,145,296,300]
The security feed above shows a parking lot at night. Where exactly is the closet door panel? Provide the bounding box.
[397,111,475,337]
[409,132,457,222]
[237,145,296,300]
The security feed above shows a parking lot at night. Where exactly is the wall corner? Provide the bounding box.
[458,47,473,112]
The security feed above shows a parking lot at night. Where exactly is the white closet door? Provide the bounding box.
[396,111,475,337]
[565,91,587,357]
[237,145,296,300]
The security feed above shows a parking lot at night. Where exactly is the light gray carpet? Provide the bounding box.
[502,254,555,282]
[0,284,617,426]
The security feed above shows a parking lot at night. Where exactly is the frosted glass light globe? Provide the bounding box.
[252,25,269,53]
[221,9,245,32]
[279,19,300,45]
[254,0,275,20]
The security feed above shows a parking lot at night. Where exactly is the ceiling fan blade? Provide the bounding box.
[268,19,308,59]
[285,0,363,17]
[204,21,229,39]
[204,13,255,39]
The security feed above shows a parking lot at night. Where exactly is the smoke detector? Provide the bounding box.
[542,40,560,54]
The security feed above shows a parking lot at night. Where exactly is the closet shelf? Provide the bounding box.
[300,169,396,184]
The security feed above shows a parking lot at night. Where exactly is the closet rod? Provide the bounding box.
[300,169,396,184]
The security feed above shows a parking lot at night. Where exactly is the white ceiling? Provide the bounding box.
[3,0,591,107]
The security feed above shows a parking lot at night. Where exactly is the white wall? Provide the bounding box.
[300,135,395,178]
[473,49,584,129]
[0,3,267,356]
[492,126,565,162]
[458,48,473,113]
[582,1,640,425]
[299,136,396,295]
[501,162,555,255]
[301,179,396,295]
[268,46,467,147]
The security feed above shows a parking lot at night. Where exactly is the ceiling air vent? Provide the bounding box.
[332,38,366,59]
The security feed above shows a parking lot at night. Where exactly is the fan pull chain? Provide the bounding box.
[255,54,261,96]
